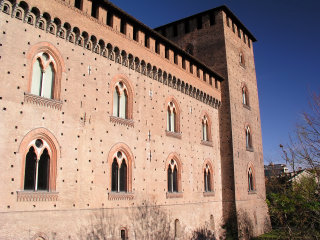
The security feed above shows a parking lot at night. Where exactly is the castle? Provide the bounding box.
[0,0,270,239]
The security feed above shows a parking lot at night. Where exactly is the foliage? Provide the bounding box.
[280,93,320,182]
[190,227,216,240]
[265,93,320,239]
[266,174,320,239]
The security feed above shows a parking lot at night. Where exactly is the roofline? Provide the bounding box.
[97,0,224,81]
[154,5,257,42]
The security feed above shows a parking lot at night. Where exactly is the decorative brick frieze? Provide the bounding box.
[108,192,134,200]
[246,146,254,152]
[166,192,183,199]
[24,93,63,110]
[165,130,182,139]
[16,191,59,202]
[248,190,257,195]
[110,116,134,127]
[201,140,213,147]
[203,191,215,197]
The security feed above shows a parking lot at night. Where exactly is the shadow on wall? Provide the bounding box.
[221,208,271,240]
[76,200,173,240]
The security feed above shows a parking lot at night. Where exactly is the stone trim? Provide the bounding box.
[246,147,254,152]
[108,192,134,200]
[203,191,215,197]
[110,116,134,127]
[16,191,58,201]
[201,140,213,147]
[165,130,182,139]
[243,104,251,110]
[24,93,63,110]
[248,190,257,195]
[166,192,183,199]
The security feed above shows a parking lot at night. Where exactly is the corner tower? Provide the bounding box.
[155,6,270,237]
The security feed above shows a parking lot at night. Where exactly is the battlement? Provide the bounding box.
[0,0,222,107]
[68,0,224,87]
[154,5,256,50]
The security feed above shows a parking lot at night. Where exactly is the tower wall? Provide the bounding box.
[157,7,270,238]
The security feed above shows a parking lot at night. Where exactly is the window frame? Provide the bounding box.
[107,143,134,200]
[165,97,181,138]
[18,128,60,201]
[241,83,250,109]
[247,163,256,193]
[203,160,215,196]
[27,42,64,101]
[165,153,183,198]
[201,113,213,146]
[110,74,134,127]
[245,125,253,151]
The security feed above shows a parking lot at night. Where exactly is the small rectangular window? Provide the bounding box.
[120,20,126,34]
[145,35,149,48]
[185,21,190,33]
[174,53,178,64]
[173,25,178,37]
[133,26,138,41]
[197,16,202,29]
[74,0,82,10]
[155,40,160,54]
[107,12,113,27]
[165,47,169,59]
[210,13,215,26]
[120,229,126,240]
[91,1,98,18]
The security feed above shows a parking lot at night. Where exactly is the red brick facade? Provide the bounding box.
[0,0,269,239]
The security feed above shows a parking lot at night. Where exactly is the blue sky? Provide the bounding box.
[110,0,320,164]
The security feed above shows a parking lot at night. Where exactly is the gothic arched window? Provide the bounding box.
[202,115,209,141]
[24,139,52,191]
[242,85,249,106]
[168,159,179,192]
[246,126,252,150]
[31,53,55,99]
[204,164,212,192]
[248,167,255,192]
[111,151,129,192]
[166,100,180,133]
[113,81,129,119]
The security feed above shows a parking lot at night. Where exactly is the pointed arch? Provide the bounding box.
[18,128,60,192]
[245,124,253,150]
[107,143,134,193]
[203,159,214,193]
[247,162,256,192]
[165,152,183,193]
[165,96,181,134]
[200,110,213,143]
[26,42,65,102]
[110,74,134,120]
